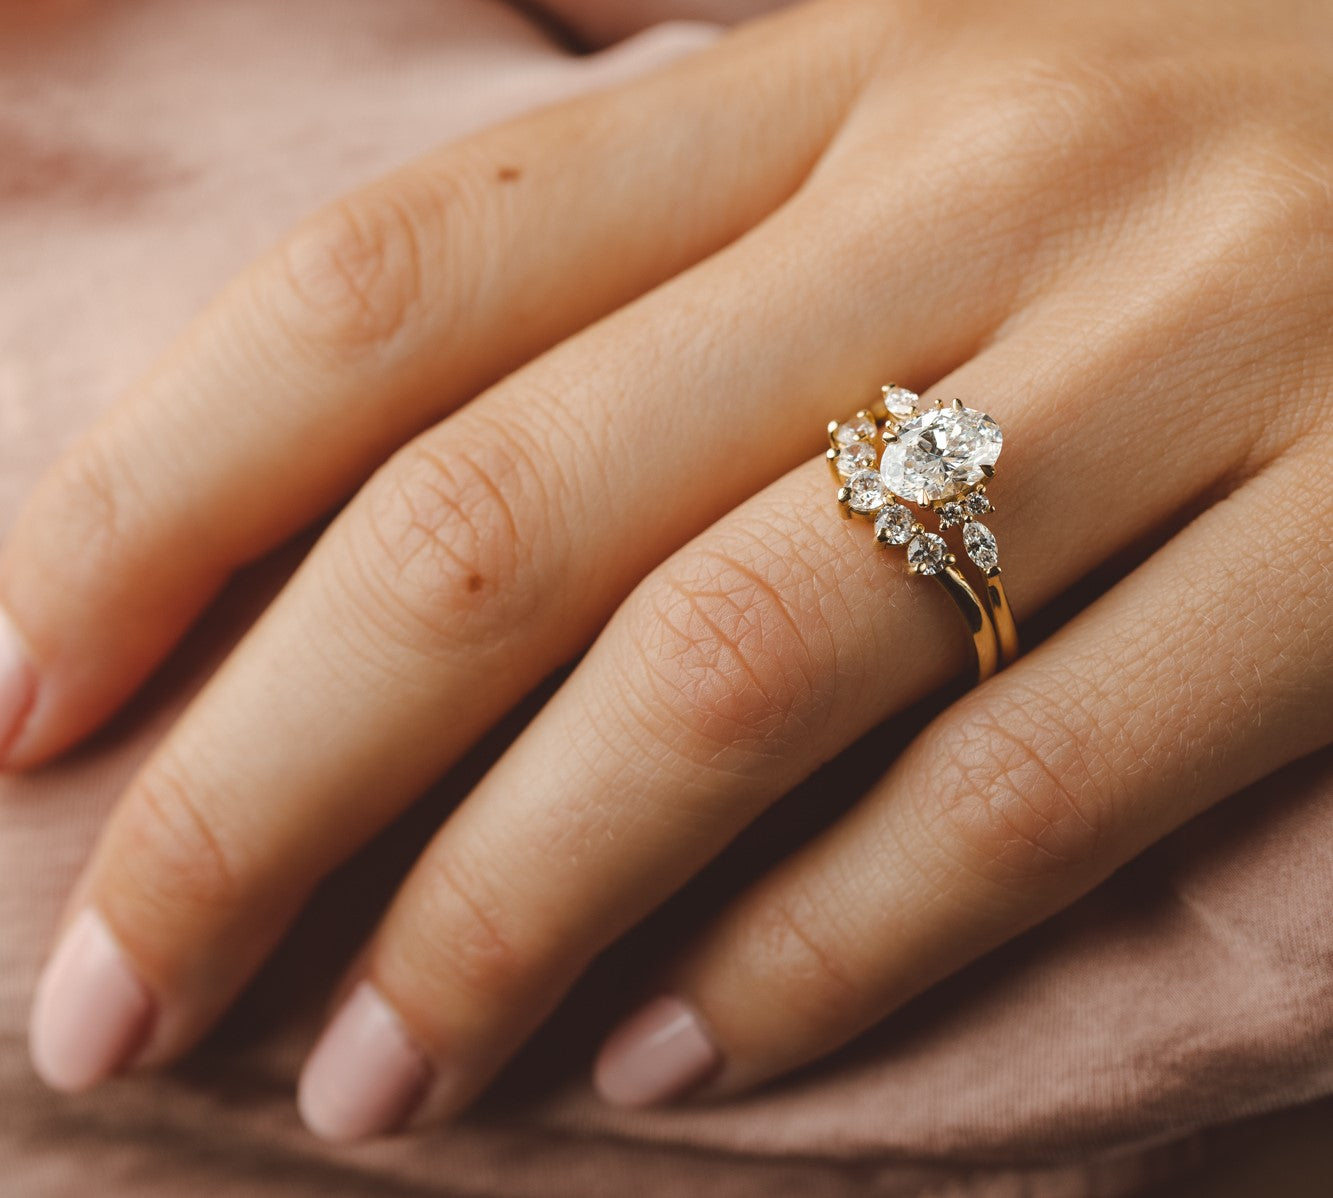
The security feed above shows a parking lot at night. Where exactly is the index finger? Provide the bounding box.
[0,1,872,769]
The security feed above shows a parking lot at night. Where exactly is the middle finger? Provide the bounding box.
[27,86,1017,1098]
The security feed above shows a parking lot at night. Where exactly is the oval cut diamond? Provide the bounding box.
[880,406,1002,504]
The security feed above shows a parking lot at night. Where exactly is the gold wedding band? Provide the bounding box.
[827,385,1019,683]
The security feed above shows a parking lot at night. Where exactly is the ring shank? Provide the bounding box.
[984,571,1020,666]
[934,564,1000,682]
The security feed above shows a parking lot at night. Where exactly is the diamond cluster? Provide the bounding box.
[831,389,1003,577]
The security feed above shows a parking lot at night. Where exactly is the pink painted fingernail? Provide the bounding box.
[298,983,432,1142]
[0,606,36,762]
[594,995,720,1108]
[29,909,155,1093]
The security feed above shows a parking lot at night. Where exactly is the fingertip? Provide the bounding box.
[0,604,38,769]
[297,983,432,1143]
[593,995,721,1109]
[29,909,155,1094]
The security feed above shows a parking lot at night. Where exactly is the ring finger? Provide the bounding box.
[294,251,1311,1137]
[593,450,1329,1104]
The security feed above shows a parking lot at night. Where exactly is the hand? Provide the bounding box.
[10,0,1331,1142]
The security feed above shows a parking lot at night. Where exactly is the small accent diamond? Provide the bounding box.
[846,469,889,513]
[881,386,919,421]
[874,503,915,545]
[965,490,991,516]
[835,442,877,477]
[906,532,949,575]
[834,416,877,446]
[963,521,999,571]
[938,500,964,528]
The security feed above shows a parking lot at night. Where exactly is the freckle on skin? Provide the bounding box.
[496,166,522,183]
[466,574,485,593]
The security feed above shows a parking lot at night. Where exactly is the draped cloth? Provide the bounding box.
[2,2,1331,1193]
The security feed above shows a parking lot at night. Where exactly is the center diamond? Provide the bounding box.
[879,405,1002,505]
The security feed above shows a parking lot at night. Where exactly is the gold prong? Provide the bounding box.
[952,397,964,410]
[981,463,996,478]
[827,419,841,450]
[883,430,898,442]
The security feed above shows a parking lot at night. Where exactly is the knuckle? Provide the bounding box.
[951,54,1136,160]
[350,426,542,651]
[29,434,144,594]
[273,186,428,356]
[623,538,833,763]
[1227,131,1333,259]
[912,689,1108,889]
[742,883,867,1031]
[410,848,551,1007]
[116,752,248,923]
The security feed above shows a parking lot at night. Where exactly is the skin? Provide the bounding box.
[7,0,1333,1140]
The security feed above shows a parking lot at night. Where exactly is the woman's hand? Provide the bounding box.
[10,0,1331,1141]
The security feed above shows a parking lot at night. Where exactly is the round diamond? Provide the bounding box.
[965,490,991,516]
[835,441,876,478]
[963,521,999,571]
[938,500,964,528]
[906,532,948,575]
[846,469,888,513]
[834,416,877,446]
[879,405,1002,504]
[874,502,915,545]
[882,386,919,421]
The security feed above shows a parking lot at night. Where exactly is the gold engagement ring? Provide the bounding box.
[827,385,1019,682]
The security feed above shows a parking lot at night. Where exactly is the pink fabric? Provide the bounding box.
[2,2,1331,1193]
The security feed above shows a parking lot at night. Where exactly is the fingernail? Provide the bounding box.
[594,995,720,1108]
[29,909,155,1093]
[0,606,36,761]
[298,982,432,1142]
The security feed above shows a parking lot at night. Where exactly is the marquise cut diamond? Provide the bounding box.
[880,405,1002,505]
[963,521,999,571]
